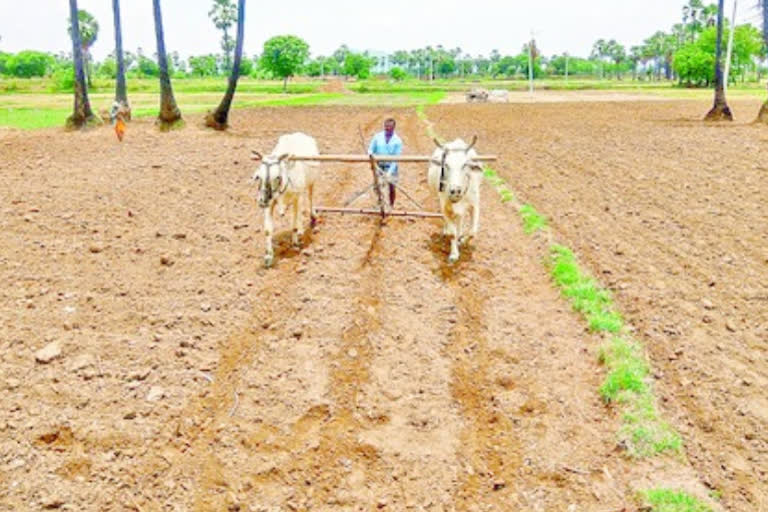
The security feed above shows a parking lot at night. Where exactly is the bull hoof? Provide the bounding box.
[448,253,459,264]
[264,255,274,268]
[310,214,317,228]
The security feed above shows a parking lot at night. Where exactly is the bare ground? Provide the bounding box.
[428,98,768,512]
[0,101,757,511]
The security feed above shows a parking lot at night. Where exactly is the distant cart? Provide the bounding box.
[465,88,489,103]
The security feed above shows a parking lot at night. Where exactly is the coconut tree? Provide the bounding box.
[685,0,705,42]
[757,0,768,122]
[206,0,245,130]
[152,0,181,127]
[66,0,97,128]
[705,0,733,120]
[67,8,98,87]
[112,0,130,118]
[209,0,238,72]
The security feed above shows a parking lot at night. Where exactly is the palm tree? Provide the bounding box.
[67,9,99,87]
[206,0,245,130]
[112,0,130,119]
[152,0,181,127]
[702,4,719,27]
[705,0,733,120]
[686,0,705,42]
[66,0,97,128]
[757,0,768,122]
[209,0,237,72]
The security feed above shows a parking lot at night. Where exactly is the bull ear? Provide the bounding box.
[430,158,442,166]
[278,153,291,162]
[251,151,263,161]
[465,135,478,152]
[433,138,444,149]
[468,161,484,172]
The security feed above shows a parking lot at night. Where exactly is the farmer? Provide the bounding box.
[368,117,403,207]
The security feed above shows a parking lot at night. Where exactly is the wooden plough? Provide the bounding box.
[288,154,498,221]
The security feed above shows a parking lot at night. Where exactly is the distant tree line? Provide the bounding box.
[1,1,765,89]
[1,0,767,126]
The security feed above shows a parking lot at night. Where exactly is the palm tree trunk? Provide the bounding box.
[153,0,181,127]
[112,0,130,118]
[66,0,96,128]
[757,0,768,122]
[206,0,245,130]
[224,28,232,72]
[705,0,733,121]
[84,47,93,88]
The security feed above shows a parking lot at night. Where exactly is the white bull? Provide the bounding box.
[427,136,483,263]
[251,132,319,267]
[488,89,510,103]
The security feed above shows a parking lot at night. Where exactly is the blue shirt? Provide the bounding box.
[368,131,403,173]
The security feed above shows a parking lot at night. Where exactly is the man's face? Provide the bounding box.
[384,121,395,136]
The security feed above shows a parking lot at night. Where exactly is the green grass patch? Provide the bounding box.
[519,204,548,234]
[498,187,514,203]
[549,245,622,333]
[0,107,71,130]
[598,337,649,402]
[548,245,680,457]
[483,166,518,207]
[599,336,682,456]
[640,489,712,512]
[0,88,446,130]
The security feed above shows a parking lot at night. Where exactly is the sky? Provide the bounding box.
[0,0,759,62]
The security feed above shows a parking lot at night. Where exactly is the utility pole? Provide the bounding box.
[429,53,433,83]
[724,0,737,93]
[528,31,534,96]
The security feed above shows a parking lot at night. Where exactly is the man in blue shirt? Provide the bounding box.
[368,118,403,207]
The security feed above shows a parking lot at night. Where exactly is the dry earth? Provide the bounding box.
[0,99,760,511]
[428,98,768,512]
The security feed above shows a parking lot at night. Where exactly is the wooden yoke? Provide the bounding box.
[288,154,498,163]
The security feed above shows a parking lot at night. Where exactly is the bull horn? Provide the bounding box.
[251,150,263,161]
[465,135,478,152]
[433,138,444,149]
[278,153,291,162]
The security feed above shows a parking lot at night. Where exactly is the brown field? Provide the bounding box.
[0,98,766,511]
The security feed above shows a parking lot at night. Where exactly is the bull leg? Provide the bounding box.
[439,198,450,238]
[264,202,277,267]
[459,203,479,247]
[292,196,302,247]
[471,201,480,238]
[446,216,460,264]
[308,185,317,227]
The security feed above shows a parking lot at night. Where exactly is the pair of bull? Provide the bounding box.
[251,132,483,267]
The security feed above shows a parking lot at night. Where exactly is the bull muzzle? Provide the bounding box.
[448,186,464,202]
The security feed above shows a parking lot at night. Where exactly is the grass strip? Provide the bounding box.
[639,489,713,512]
[549,245,622,333]
[550,245,681,456]
[519,204,548,234]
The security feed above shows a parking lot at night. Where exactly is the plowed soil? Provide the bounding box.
[1,99,763,511]
[428,98,768,512]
